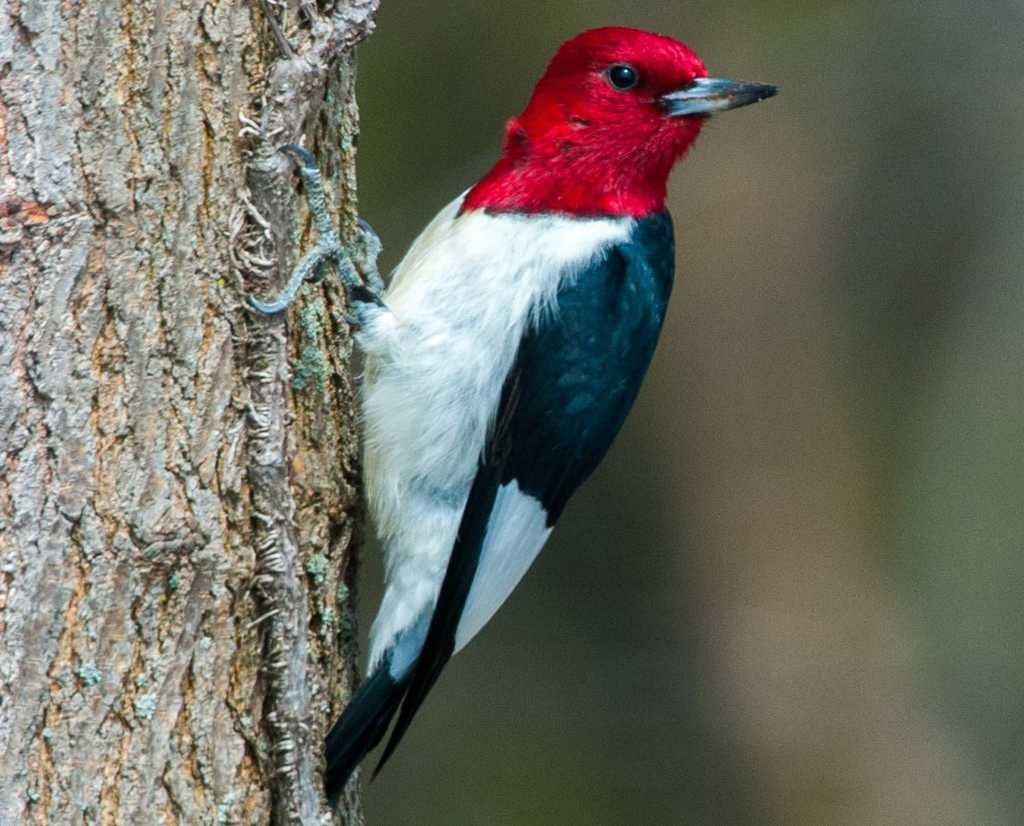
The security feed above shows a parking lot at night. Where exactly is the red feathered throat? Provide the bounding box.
[462,112,704,217]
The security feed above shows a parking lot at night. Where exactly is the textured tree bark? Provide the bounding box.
[0,1,377,824]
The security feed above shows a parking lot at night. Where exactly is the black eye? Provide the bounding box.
[607,63,639,91]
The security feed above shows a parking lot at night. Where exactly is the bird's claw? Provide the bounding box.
[278,143,317,170]
[353,218,385,295]
[246,146,385,316]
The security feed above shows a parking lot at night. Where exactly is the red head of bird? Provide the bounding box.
[463,27,775,217]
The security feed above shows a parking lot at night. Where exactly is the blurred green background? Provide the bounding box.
[350,1,1024,824]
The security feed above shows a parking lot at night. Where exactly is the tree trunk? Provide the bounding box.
[0,1,377,824]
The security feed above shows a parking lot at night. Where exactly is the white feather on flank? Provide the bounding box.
[359,193,633,670]
[454,482,552,653]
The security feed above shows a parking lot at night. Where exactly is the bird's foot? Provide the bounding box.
[247,145,384,316]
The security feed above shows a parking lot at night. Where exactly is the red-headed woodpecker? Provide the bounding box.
[250,25,775,805]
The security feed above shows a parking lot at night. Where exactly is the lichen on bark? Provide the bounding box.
[0,1,378,823]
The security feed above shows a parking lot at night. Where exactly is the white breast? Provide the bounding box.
[357,194,632,668]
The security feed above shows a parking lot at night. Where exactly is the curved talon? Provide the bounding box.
[247,293,291,315]
[356,219,383,256]
[278,144,317,169]
[247,245,314,313]
[354,219,385,294]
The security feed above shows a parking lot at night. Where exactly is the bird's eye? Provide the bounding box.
[607,63,639,91]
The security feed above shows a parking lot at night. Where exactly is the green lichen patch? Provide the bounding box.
[77,662,102,686]
[292,301,330,393]
[134,693,159,721]
[305,553,329,587]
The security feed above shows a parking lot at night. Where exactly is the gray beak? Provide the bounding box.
[660,77,777,117]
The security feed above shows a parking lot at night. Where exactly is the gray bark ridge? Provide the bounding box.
[0,1,377,824]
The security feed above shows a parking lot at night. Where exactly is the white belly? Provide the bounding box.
[356,195,632,670]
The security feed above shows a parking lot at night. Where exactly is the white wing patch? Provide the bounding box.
[454,482,552,653]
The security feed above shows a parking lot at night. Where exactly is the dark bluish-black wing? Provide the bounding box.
[374,212,675,773]
[501,213,675,522]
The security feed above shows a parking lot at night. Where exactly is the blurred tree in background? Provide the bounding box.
[349,2,1024,825]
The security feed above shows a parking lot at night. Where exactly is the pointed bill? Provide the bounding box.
[660,77,777,117]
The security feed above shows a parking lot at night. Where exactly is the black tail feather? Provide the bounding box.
[324,663,409,805]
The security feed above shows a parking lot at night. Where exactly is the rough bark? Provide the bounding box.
[0,1,377,824]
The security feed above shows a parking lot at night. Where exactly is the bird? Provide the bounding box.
[251,25,775,805]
